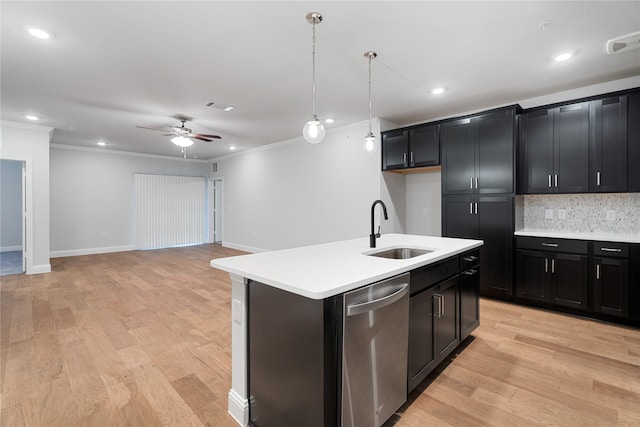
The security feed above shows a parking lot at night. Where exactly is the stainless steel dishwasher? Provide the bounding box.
[342,273,410,427]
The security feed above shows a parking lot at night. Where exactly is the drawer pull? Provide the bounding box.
[463,256,478,262]
[600,248,622,253]
[462,269,477,276]
[541,243,559,247]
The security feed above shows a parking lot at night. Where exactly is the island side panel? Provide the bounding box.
[228,274,250,426]
[248,280,341,427]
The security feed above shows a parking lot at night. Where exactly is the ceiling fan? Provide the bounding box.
[136,118,221,147]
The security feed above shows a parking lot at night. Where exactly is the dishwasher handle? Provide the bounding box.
[346,283,409,317]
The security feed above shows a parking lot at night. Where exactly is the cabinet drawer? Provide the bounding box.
[410,257,459,295]
[516,236,588,255]
[460,250,480,270]
[593,241,629,258]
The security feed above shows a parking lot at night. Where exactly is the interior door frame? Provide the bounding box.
[209,177,224,244]
[1,155,32,274]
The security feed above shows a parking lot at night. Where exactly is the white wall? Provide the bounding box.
[0,121,52,273]
[211,119,397,252]
[50,146,211,257]
[405,171,442,237]
[0,160,23,250]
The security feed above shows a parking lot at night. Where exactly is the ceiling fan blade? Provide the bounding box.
[163,133,175,137]
[192,136,214,142]
[191,133,222,139]
[136,125,170,132]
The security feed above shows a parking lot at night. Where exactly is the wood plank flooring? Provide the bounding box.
[1,244,639,426]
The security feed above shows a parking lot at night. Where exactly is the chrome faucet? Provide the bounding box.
[370,199,388,248]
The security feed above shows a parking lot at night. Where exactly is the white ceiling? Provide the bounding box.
[2,1,639,160]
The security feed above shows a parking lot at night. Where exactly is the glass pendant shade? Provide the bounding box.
[171,136,194,147]
[303,116,326,144]
[364,132,377,153]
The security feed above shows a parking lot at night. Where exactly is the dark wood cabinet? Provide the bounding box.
[590,96,628,192]
[408,285,436,391]
[382,129,409,170]
[459,251,480,341]
[520,102,590,194]
[628,91,640,192]
[516,250,548,302]
[443,195,514,296]
[442,108,516,195]
[592,241,630,318]
[434,277,459,361]
[382,123,439,171]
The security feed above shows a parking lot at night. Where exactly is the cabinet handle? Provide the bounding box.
[410,152,414,164]
[440,295,445,317]
[541,243,559,247]
[470,177,474,189]
[469,203,473,215]
[475,176,478,189]
[474,202,478,215]
[434,294,443,318]
[600,247,622,253]
[463,256,478,262]
[551,259,555,274]
[596,264,600,280]
[462,269,477,276]
[548,175,552,188]
[555,174,558,187]
[597,171,601,186]
[403,153,407,165]
[545,258,548,273]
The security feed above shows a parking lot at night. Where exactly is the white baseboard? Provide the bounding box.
[228,389,249,426]
[221,241,265,254]
[50,245,136,258]
[0,245,22,252]
[28,264,51,274]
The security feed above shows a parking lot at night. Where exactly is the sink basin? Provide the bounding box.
[366,247,433,259]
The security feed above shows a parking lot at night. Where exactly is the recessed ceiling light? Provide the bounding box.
[223,106,235,112]
[25,114,39,121]
[97,141,106,146]
[325,118,334,124]
[229,145,237,151]
[27,27,51,39]
[554,52,573,62]
[431,87,445,95]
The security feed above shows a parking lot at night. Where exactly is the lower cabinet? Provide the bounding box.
[592,241,630,318]
[516,237,588,310]
[408,250,479,393]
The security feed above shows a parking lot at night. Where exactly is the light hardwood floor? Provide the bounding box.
[1,244,639,426]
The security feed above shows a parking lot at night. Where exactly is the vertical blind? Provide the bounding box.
[135,174,206,249]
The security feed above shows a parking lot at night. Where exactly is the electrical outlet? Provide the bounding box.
[557,209,567,220]
[99,232,107,239]
[606,210,616,221]
[422,208,428,216]
[545,209,554,219]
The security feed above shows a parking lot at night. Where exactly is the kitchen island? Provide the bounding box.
[211,233,483,427]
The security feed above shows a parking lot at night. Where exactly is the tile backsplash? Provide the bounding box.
[523,193,640,234]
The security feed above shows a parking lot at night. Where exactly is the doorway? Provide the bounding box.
[209,178,223,243]
[0,159,26,276]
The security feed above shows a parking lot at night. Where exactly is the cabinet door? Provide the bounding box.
[382,130,408,170]
[434,277,459,361]
[516,250,548,302]
[519,109,554,194]
[460,267,479,341]
[554,102,590,193]
[593,257,629,318]
[477,109,515,194]
[628,92,640,193]
[477,196,514,295]
[407,287,436,392]
[590,96,628,192]
[442,196,478,239]
[441,118,476,194]
[550,253,588,310]
[409,124,439,167]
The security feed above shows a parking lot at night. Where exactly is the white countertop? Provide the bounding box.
[515,229,640,243]
[210,233,483,299]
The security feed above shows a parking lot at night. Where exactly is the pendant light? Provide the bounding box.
[363,51,377,153]
[302,12,325,144]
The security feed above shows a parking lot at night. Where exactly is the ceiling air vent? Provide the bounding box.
[606,30,640,54]
[206,101,235,112]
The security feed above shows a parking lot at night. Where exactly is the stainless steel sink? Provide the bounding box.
[366,247,433,259]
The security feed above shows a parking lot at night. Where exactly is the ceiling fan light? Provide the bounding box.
[171,136,193,147]
[303,117,325,144]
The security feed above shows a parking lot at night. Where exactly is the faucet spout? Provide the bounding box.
[370,200,389,248]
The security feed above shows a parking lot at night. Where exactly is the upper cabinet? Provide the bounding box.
[628,92,640,193]
[441,107,517,195]
[519,101,590,194]
[590,96,628,193]
[382,123,439,171]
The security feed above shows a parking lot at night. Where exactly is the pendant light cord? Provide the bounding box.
[311,21,317,118]
[368,54,372,134]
